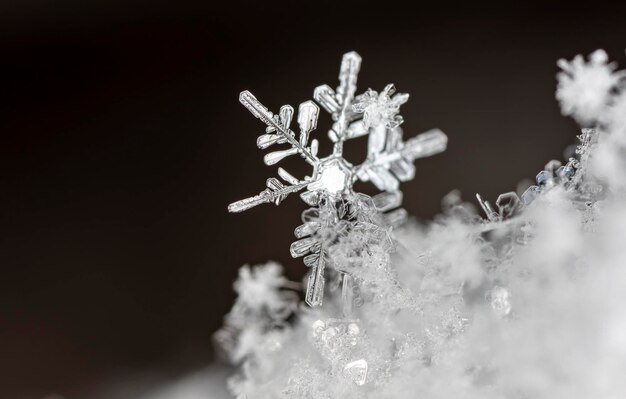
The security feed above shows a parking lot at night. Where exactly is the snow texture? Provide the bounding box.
[216,50,626,399]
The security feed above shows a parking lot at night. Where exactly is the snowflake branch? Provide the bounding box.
[240,91,318,165]
[228,180,310,213]
[354,129,447,189]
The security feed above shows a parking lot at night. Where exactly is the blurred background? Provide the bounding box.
[2,1,626,397]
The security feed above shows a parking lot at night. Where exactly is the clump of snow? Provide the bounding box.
[216,49,626,398]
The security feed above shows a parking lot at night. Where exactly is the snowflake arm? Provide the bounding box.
[313,51,361,119]
[354,127,448,192]
[228,177,310,213]
[239,91,320,165]
[228,92,322,213]
[314,51,362,142]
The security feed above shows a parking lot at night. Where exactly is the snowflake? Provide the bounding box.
[556,49,625,124]
[214,263,297,363]
[228,51,448,307]
[234,263,293,315]
[352,83,409,129]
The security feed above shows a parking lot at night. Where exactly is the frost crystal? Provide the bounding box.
[229,51,447,307]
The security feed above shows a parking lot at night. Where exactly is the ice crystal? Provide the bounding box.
[477,127,599,222]
[486,286,512,317]
[228,51,447,307]
[343,359,368,386]
[352,84,408,129]
[213,49,626,399]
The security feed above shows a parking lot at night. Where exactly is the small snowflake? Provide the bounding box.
[556,49,625,124]
[234,263,292,315]
[352,83,409,129]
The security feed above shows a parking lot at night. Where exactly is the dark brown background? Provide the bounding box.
[2,1,626,397]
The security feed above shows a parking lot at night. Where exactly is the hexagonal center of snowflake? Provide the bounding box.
[316,158,353,194]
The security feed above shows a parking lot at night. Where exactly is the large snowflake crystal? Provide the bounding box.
[228,51,448,307]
